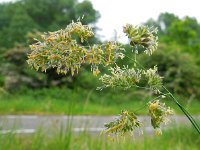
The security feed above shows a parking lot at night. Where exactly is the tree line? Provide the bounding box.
[0,0,200,99]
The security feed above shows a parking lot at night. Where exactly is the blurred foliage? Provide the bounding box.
[139,43,200,98]
[0,0,100,48]
[143,13,200,98]
[0,0,99,91]
[0,45,47,91]
[0,0,200,101]
[146,12,200,57]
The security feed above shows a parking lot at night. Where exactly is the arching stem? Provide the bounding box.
[162,85,200,134]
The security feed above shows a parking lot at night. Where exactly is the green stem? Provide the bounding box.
[126,53,200,134]
[126,55,145,69]
[133,84,152,90]
[162,85,200,134]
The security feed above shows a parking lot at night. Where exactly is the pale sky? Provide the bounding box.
[88,0,200,42]
[1,0,200,42]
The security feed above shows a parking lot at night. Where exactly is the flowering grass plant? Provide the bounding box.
[27,20,200,137]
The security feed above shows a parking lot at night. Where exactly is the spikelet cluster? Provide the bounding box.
[144,66,163,93]
[99,65,162,93]
[98,65,142,90]
[103,110,142,136]
[27,21,124,76]
[123,24,158,55]
[148,100,174,135]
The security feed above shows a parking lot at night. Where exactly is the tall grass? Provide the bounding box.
[0,87,199,115]
[0,126,199,150]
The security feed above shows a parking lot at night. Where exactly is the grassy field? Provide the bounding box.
[0,126,199,150]
[0,87,199,115]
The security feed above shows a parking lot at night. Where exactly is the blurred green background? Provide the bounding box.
[0,0,200,115]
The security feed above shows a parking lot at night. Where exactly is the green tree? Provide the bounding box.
[158,12,179,34]
[0,0,100,48]
[145,12,179,36]
[145,13,200,44]
[140,43,200,98]
[0,0,100,91]
[145,13,200,63]
[0,45,47,91]
[5,5,38,47]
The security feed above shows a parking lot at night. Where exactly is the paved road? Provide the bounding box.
[0,115,199,135]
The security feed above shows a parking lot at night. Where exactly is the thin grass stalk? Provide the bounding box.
[162,85,200,134]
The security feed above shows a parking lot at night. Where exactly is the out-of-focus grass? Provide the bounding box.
[0,95,145,115]
[0,87,199,115]
[0,126,199,150]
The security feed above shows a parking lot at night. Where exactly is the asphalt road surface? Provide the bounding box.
[0,115,199,135]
